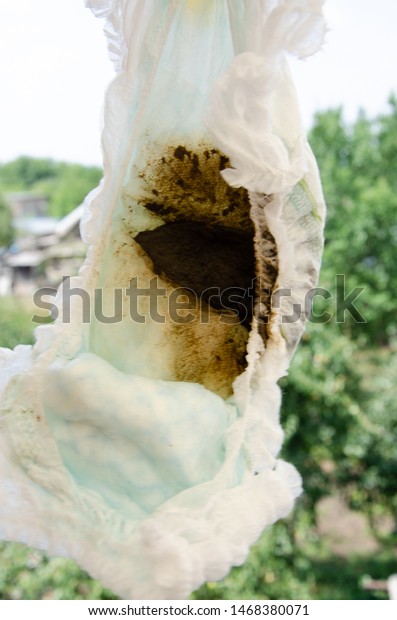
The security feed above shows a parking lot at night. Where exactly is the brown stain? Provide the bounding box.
[135,221,255,327]
[126,143,255,232]
[119,142,278,398]
[171,314,249,398]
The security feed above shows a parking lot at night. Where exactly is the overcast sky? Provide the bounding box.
[0,0,396,166]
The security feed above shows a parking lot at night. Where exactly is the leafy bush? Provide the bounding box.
[0,195,13,248]
[0,157,102,218]
[0,298,35,349]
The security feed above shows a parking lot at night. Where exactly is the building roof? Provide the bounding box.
[55,204,84,238]
[13,217,59,237]
[6,250,44,268]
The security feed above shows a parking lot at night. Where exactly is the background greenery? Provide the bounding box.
[0,99,396,599]
[0,156,102,220]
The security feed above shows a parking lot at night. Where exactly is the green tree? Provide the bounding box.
[308,104,397,345]
[0,156,57,190]
[37,163,102,218]
[281,99,397,535]
[0,194,13,247]
[0,157,102,218]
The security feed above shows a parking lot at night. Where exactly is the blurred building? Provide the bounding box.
[0,194,86,296]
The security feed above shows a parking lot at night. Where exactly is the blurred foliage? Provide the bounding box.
[280,99,397,533]
[0,543,117,601]
[281,327,397,531]
[0,100,397,599]
[0,298,35,348]
[309,100,397,345]
[194,514,395,601]
[0,194,13,248]
[0,156,102,218]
